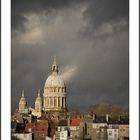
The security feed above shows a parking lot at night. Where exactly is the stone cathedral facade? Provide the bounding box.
[18,57,67,118]
[43,57,67,112]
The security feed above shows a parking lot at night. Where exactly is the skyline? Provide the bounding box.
[12,0,129,112]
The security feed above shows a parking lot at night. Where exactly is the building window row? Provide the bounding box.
[45,87,66,92]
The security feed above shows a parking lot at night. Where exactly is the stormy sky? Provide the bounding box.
[11,0,129,112]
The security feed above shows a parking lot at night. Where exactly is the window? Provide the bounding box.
[108,131,112,136]
[101,128,104,132]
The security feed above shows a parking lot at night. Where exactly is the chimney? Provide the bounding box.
[106,114,109,122]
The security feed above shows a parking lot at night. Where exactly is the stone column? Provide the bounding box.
[56,97,58,107]
[53,96,56,107]
[59,97,62,107]
[44,98,45,108]
[53,97,55,107]
[54,97,57,107]
[45,98,46,108]
[48,97,50,107]
[63,97,65,108]
[61,97,63,108]
[50,97,52,107]
[52,97,54,107]
[46,97,48,108]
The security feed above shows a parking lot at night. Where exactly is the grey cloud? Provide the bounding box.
[83,0,129,29]
[12,0,129,31]
[12,0,86,30]
[11,0,129,112]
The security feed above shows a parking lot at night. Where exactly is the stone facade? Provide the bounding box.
[19,90,28,114]
[18,57,67,116]
[43,57,67,112]
[35,90,42,112]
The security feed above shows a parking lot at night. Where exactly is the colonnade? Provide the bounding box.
[44,96,66,109]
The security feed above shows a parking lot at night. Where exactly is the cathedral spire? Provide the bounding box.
[53,55,57,65]
[22,90,24,97]
[38,89,40,97]
[52,56,58,73]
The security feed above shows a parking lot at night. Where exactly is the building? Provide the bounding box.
[107,125,119,140]
[69,118,81,139]
[119,124,129,140]
[35,90,42,112]
[92,116,108,140]
[24,120,49,140]
[19,90,28,114]
[118,117,129,140]
[14,58,129,140]
[43,57,67,113]
[55,126,69,140]
[18,57,67,120]
[31,90,42,118]
[12,133,32,140]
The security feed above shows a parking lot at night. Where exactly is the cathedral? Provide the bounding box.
[18,57,67,118]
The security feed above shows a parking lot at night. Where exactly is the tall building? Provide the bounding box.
[31,90,42,118]
[43,57,67,114]
[18,90,28,113]
[35,89,42,112]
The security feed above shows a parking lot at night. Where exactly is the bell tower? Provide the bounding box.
[19,90,28,113]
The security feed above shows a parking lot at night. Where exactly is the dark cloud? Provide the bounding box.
[12,0,85,30]
[83,0,129,29]
[11,0,129,112]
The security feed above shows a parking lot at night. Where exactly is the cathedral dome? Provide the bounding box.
[44,56,65,89]
[43,57,67,112]
[45,73,65,88]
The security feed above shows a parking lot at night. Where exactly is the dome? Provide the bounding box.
[43,57,67,112]
[45,73,65,88]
